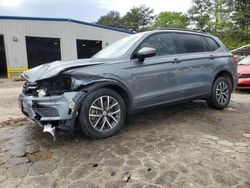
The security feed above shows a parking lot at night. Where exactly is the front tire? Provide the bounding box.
[79,88,126,138]
[207,77,231,110]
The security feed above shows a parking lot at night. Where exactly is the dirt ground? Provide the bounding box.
[0,79,249,188]
[0,79,24,122]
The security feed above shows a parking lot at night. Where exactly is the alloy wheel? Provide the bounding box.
[216,81,230,105]
[88,95,121,132]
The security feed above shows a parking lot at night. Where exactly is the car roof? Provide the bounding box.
[148,28,214,38]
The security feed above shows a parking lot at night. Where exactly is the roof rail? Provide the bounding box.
[155,27,209,35]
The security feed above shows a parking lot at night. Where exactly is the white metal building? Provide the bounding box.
[0,16,132,79]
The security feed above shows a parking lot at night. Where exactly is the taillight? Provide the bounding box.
[232,56,238,64]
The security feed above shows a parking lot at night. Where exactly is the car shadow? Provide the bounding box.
[234,89,250,94]
[27,100,211,147]
[26,93,249,151]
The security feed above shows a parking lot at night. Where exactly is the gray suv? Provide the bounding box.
[19,29,238,139]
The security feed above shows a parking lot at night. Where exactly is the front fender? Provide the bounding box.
[72,78,134,116]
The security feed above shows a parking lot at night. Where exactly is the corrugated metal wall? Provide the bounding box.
[0,19,131,78]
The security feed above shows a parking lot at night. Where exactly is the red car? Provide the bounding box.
[237,56,250,90]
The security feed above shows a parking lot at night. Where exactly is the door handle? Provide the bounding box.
[172,58,181,63]
[209,55,215,59]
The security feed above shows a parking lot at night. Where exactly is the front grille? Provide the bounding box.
[33,107,59,117]
[23,82,38,96]
[239,74,250,79]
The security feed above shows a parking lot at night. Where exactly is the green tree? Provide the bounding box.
[96,11,122,28]
[188,0,213,32]
[208,0,235,49]
[153,11,189,29]
[121,5,155,32]
[211,0,232,31]
[231,0,250,46]
[232,0,250,30]
[187,0,248,50]
[211,0,250,49]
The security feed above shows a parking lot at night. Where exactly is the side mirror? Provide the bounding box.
[136,47,156,62]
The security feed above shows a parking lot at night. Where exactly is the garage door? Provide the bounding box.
[26,36,61,68]
[0,35,7,78]
[77,39,102,59]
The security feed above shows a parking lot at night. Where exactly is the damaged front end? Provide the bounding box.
[19,75,86,140]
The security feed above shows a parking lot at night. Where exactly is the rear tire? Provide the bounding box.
[207,77,231,110]
[79,88,126,138]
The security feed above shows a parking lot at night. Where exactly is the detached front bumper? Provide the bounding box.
[18,91,85,125]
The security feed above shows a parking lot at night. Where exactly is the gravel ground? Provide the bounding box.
[0,79,249,188]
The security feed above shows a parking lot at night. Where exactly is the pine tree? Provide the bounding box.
[188,0,213,32]
[96,11,122,28]
[121,5,155,32]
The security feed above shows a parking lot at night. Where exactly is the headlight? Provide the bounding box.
[37,89,47,97]
[37,76,72,96]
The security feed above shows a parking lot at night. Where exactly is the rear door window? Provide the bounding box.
[206,37,220,51]
[175,33,208,53]
[136,33,178,56]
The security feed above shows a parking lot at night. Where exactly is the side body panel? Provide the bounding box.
[208,36,238,90]
[172,33,235,99]
[211,53,237,89]
[63,60,135,107]
[130,55,182,108]
[173,52,214,99]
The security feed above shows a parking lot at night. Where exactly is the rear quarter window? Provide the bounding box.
[206,37,220,51]
[175,33,208,53]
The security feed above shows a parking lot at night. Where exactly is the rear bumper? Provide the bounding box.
[18,91,85,125]
[237,78,250,90]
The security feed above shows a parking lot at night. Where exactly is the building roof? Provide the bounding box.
[231,44,250,56]
[0,15,134,34]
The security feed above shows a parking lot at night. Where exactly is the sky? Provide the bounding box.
[0,0,192,23]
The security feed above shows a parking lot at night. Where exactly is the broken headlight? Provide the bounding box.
[37,88,47,97]
[37,76,72,96]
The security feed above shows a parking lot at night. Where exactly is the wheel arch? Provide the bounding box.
[80,80,134,114]
[104,84,132,112]
[213,70,234,91]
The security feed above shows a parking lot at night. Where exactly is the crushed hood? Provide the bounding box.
[22,59,105,82]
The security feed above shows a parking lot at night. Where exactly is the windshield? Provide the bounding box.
[239,56,250,65]
[92,33,144,59]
